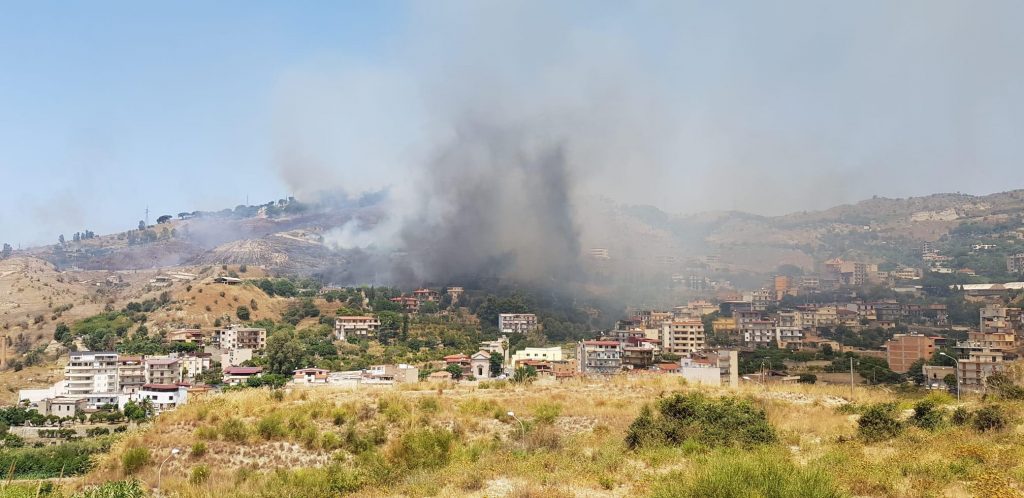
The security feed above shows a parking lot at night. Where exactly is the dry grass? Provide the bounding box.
[66,376,1024,498]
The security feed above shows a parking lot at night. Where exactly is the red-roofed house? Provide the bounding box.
[223,366,263,385]
[293,368,330,385]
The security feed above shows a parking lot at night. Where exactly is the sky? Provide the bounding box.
[2,1,1023,247]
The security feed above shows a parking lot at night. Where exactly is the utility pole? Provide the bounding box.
[145,206,149,226]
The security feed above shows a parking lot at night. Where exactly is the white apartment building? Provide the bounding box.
[954,341,1006,390]
[511,346,563,366]
[213,324,267,351]
[65,352,119,397]
[660,321,706,355]
[334,316,381,341]
[577,340,622,375]
[499,313,539,334]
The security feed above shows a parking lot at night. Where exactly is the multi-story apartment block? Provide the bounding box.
[1007,253,1024,274]
[967,330,1016,351]
[824,258,878,286]
[334,316,382,341]
[884,334,936,373]
[213,324,267,351]
[145,357,181,385]
[167,328,205,345]
[775,326,804,348]
[980,305,1022,337]
[177,354,212,381]
[499,313,539,335]
[660,321,706,354]
[117,356,146,394]
[65,352,119,397]
[954,341,1006,390]
[577,340,622,375]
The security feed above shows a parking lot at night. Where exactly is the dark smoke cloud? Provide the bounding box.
[399,122,581,284]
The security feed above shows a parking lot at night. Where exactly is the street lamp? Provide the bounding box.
[156,447,180,495]
[939,352,960,402]
[507,411,525,436]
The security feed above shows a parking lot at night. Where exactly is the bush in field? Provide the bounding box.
[951,406,972,426]
[220,418,249,442]
[72,479,146,498]
[650,448,843,498]
[625,393,777,450]
[533,402,562,425]
[857,403,903,442]
[257,414,286,440]
[190,464,211,485]
[191,441,207,457]
[121,447,151,475]
[910,398,945,430]
[387,427,456,470]
[973,405,1009,432]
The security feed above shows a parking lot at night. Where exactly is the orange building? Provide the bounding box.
[884,334,936,373]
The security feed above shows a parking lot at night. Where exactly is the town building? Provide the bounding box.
[223,366,263,385]
[389,296,420,312]
[176,354,211,381]
[510,346,563,366]
[39,397,87,418]
[117,356,146,394]
[213,325,267,351]
[499,313,539,334]
[220,348,253,367]
[366,364,419,384]
[884,334,936,373]
[470,351,493,379]
[660,321,706,354]
[446,286,465,303]
[577,340,622,375]
[145,357,181,385]
[65,351,119,397]
[334,316,382,341]
[954,341,1006,390]
[293,368,330,385]
[479,336,510,365]
[1007,253,1024,274]
[922,365,955,390]
[167,328,205,345]
[413,288,440,302]
[138,384,188,413]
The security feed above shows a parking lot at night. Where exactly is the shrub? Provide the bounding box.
[910,398,945,430]
[190,464,211,485]
[72,479,146,498]
[191,441,207,457]
[650,448,843,498]
[387,427,456,470]
[973,405,1009,432]
[625,393,776,450]
[257,414,286,440]
[121,447,151,475]
[220,418,249,442]
[236,306,250,321]
[951,406,972,426]
[857,403,903,442]
[533,402,562,425]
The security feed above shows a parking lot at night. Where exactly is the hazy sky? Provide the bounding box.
[2,1,1023,246]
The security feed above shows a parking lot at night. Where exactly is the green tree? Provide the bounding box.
[906,358,926,385]
[1,243,11,259]
[445,364,463,380]
[512,365,538,384]
[489,352,504,376]
[266,330,307,374]
[137,220,145,231]
[236,306,251,321]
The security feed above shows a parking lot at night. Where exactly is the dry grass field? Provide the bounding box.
[37,377,1023,498]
